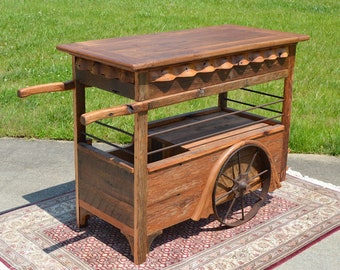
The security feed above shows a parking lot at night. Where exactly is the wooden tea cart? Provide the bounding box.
[18,25,309,264]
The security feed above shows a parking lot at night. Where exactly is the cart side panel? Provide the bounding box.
[77,143,134,229]
[147,153,217,233]
[256,130,285,182]
[147,129,285,233]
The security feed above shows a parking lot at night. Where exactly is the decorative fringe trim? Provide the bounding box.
[287,168,340,192]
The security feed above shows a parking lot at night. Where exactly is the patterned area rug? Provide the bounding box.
[0,172,339,270]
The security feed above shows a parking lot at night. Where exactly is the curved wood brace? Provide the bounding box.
[191,140,280,221]
[150,47,288,82]
[123,230,162,264]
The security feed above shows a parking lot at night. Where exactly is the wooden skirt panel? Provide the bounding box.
[256,131,285,182]
[147,152,219,233]
[146,129,285,233]
[77,143,134,229]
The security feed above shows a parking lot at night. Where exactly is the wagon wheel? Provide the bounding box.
[212,142,271,227]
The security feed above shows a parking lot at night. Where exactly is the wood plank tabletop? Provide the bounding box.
[57,24,309,71]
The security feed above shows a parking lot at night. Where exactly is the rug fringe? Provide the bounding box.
[287,168,340,192]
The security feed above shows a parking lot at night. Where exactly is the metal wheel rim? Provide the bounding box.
[212,143,271,227]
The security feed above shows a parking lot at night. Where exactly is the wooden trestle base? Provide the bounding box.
[18,25,308,264]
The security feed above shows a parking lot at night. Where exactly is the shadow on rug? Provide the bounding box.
[0,173,339,270]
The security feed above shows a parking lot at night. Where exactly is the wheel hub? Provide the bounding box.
[237,173,249,192]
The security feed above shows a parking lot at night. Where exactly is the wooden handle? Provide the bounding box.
[17,80,75,98]
[80,102,149,125]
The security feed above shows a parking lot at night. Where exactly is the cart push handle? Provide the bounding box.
[80,102,149,126]
[80,87,209,125]
[17,80,75,98]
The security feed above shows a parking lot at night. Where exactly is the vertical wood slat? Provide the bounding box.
[133,72,149,264]
[281,44,297,181]
[218,92,228,110]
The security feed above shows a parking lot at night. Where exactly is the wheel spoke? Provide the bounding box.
[237,151,241,174]
[223,197,236,221]
[248,169,269,183]
[232,163,237,179]
[221,173,238,184]
[245,149,258,174]
[215,189,234,204]
[217,182,229,192]
[241,194,245,220]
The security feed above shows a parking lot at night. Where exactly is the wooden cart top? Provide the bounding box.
[57,25,309,72]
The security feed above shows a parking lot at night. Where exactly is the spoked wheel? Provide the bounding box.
[212,142,271,227]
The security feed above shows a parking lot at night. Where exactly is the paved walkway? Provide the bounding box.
[0,137,339,269]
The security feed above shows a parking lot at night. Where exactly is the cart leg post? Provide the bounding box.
[78,207,91,227]
[72,56,87,228]
[133,110,149,264]
[125,230,162,264]
[281,44,297,181]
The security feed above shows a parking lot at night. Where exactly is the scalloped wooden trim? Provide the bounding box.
[150,47,288,82]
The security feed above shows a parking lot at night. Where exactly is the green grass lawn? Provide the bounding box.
[0,0,339,155]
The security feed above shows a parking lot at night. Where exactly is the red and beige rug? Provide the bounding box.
[0,171,339,270]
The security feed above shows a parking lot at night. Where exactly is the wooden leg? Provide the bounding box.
[133,110,149,264]
[281,45,297,182]
[78,207,91,228]
[124,230,163,264]
[72,62,86,229]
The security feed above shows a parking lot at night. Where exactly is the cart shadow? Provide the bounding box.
[23,181,75,207]
[37,187,273,263]
[150,192,275,248]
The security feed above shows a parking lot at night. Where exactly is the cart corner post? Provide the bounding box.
[133,72,149,264]
[281,44,297,181]
[72,56,88,228]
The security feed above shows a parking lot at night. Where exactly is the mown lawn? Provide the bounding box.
[0,0,339,155]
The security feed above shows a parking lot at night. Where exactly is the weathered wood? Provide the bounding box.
[145,59,288,99]
[57,25,308,71]
[133,72,149,264]
[191,139,280,220]
[147,153,215,232]
[76,68,135,99]
[78,144,134,206]
[148,123,284,173]
[73,60,87,228]
[17,80,74,98]
[80,69,288,125]
[52,25,309,264]
[280,44,297,181]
